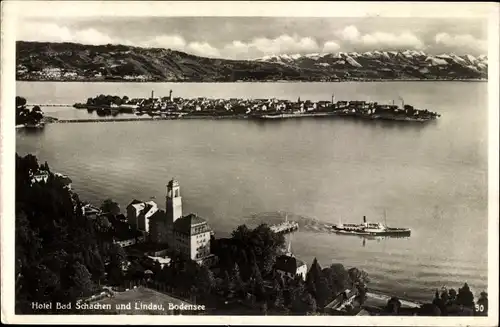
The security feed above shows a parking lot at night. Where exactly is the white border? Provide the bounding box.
[1,1,499,326]
[5,1,495,18]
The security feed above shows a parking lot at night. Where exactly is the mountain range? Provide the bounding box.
[16,41,488,82]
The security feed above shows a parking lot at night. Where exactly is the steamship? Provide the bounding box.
[330,214,411,237]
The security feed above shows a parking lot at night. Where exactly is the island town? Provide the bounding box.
[16,153,487,316]
[15,90,441,129]
[70,90,441,123]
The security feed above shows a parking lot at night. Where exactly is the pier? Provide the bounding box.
[55,117,164,123]
[270,220,299,234]
[28,104,73,107]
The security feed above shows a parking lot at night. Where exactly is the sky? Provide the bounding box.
[16,16,489,59]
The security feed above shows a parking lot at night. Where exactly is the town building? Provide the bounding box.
[274,254,307,281]
[126,200,158,233]
[30,171,49,184]
[148,178,214,264]
[173,213,212,260]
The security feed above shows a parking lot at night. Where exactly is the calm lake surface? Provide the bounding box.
[16,81,488,301]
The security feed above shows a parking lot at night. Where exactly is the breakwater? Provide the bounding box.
[53,115,250,124]
[50,111,436,124]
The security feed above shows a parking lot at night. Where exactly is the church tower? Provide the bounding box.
[166,178,183,224]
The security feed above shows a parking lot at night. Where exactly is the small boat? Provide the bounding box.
[331,211,411,237]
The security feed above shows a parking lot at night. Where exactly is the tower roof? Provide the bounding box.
[167,178,179,187]
[275,255,306,274]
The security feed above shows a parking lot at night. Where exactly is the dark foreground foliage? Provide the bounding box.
[15,154,125,313]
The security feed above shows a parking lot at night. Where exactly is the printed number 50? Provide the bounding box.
[475,304,485,312]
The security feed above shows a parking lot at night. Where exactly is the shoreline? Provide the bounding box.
[31,113,438,124]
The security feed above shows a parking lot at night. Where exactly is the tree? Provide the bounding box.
[16,96,27,108]
[16,154,121,313]
[260,302,268,315]
[347,267,369,307]
[386,297,402,315]
[107,263,124,286]
[305,258,322,297]
[440,289,449,304]
[475,291,488,316]
[196,265,215,296]
[250,224,285,274]
[448,288,457,303]
[306,258,324,298]
[250,260,265,300]
[273,287,285,309]
[95,215,112,232]
[223,270,235,295]
[231,224,250,241]
[355,283,368,306]
[40,161,50,172]
[110,242,126,262]
[347,267,370,289]
[232,263,245,296]
[456,283,474,308]
[322,263,349,296]
[314,276,332,310]
[100,199,121,216]
[419,303,442,316]
[432,290,446,315]
[69,261,94,300]
[292,289,317,314]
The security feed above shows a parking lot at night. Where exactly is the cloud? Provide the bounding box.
[187,42,221,57]
[337,25,360,42]
[248,34,321,56]
[143,35,187,50]
[322,40,341,52]
[434,32,487,54]
[17,20,487,60]
[336,25,424,50]
[17,21,223,57]
[18,21,133,46]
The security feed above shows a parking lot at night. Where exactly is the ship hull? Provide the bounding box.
[331,227,411,237]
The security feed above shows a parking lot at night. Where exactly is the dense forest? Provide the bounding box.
[15,154,126,313]
[15,96,44,126]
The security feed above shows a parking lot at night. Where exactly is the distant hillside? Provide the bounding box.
[16,41,488,82]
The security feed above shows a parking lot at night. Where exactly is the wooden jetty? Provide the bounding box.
[270,214,299,234]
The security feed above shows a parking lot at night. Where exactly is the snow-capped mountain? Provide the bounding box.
[256,50,488,80]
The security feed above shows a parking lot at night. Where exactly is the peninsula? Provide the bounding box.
[71,91,440,123]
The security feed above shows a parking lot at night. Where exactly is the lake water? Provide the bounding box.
[16,81,488,302]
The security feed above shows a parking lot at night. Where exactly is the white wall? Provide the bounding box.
[190,231,211,260]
